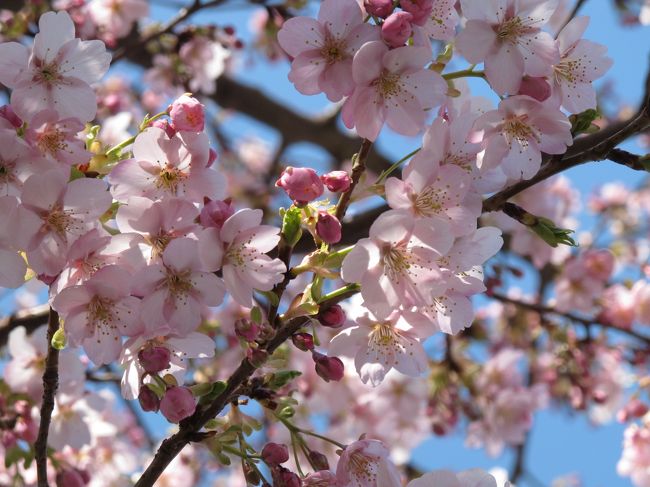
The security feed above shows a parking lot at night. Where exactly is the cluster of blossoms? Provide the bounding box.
[1,0,650,486]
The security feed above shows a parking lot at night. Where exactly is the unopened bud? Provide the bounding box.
[138,346,172,374]
[292,332,315,351]
[320,170,351,193]
[262,442,290,465]
[312,351,344,382]
[316,211,342,244]
[160,386,196,423]
[319,304,345,328]
[138,387,160,412]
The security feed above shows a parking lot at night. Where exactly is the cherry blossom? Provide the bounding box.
[198,208,286,307]
[475,95,573,180]
[133,238,225,336]
[87,0,149,40]
[342,41,447,141]
[455,0,560,95]
[0,10,111,122]
[335,439,401,487]
[277,0,380,102]
[24,109,90,166]
[52,265,142,365]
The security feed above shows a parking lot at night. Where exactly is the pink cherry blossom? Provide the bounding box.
[0,11,111,122]
[115,196,200,262]
[335,439,401,487]
[382,12,414,48]
[52,265,142,365]
[24,109,91,166]
[618,420,650,487]
[341,209,453,317]
[4,325,85,401]
[455,0,560,95]
[109,127,225,203]
[160,386,196,423]
[88,0,149,40]
[276,166,324,204]
[179,36,230,95]
[551,16,613,113]
[384,145,476,236]
[475,95,573,180]
[342,41,447,141]
[0,196,28,288]
[329,308,431,386]
[18,170,112,276]
[408,0,459,41]
[198,208,286,307]
[134,238,225,336]
[169,94,205,132]
[0,132,55,197]
[277,0,380,102]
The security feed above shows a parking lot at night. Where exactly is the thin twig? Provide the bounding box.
[34,308,60,487]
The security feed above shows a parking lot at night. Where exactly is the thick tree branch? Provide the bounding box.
[335,139,372,221]
[34,308,60,487]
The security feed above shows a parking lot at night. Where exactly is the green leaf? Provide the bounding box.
[199,381,228,405]
[51,327,66,350]
[250,306,263,324]
[259,290,280,307]
[569,109,600,135]
[267,370,302,390]
[281,206,303,247]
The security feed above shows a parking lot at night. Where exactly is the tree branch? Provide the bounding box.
[133,288,358,487]
[34,308,60,487]
[0,305,49,349]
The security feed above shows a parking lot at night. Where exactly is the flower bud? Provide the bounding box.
[308,450,330,470]
[400,0,434,24]
[363,0,393,18]
[200,198,235,229]
[292,332,315,351]
[381,11,413,48]
[235,318,260,342]
[0,104,22,128]
[319,304,345,328]
[312,351,344,382]
[320,170,351,193]
[273,468,302,487]
[304,470,337,486]
[151,119,176,138]
[56,469,88,487]
[276,166,324,204]
[138,346,172,374]
[138,387,160,412]
[518,76,552,102]
[160,386,196,423]
[262,442,290,465]
[169,94,205,132]
[316,211,342,244]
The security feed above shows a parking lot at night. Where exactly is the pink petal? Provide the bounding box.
[221,209,262,244]
[485,42,524,95]
[277,17,325,58]
[0,42,29,88]
[454,20,497,64]
[288,50,328,96]
[33,11,75,63]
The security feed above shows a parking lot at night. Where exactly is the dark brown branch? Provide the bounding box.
[0,305,49,348]
[133,288,358,487]
[335,139,372,221]
[34,308,60,487]
[607,148,649,171]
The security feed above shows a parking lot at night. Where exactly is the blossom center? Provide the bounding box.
[348,451,377,484]
[381,244,411,279]
[495,16,527,43]
[412,185,445,216]
[88,295,115,325]
[374,71,402,99]
[554,59,580,84]
[37,63,61,83]
[165,270,193,296]
[502,116,537,146]
[157,167,187,194]
[226,243,256,269]
[45,208,77,236]
[37,129,67,157]
[320,36,347,64]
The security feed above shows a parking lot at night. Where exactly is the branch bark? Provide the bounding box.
[0,304,49,348]
[34,308,60,487]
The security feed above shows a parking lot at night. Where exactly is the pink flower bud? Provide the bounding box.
[304,470,337,486]
[316,211,342,244]
[138,387,160,412]
[262,442,290,465]
[160,386,196,423]
[319,304,345,328]
[517,77,552,102]
[235,319,260,342]
[0,104,22,128]
[169,94,206,132]
[363,0,394,18]
[400,0,434,24]
[292,332,315,351]
[151,119,176,138]
[274,469,301,487]
[312,351,344,382]
[321,170,351,192]
[200,198,235,229]
[276,166,324,204]
[138,346,172,374]
[56,469,88,487]
[381,11,413,48]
